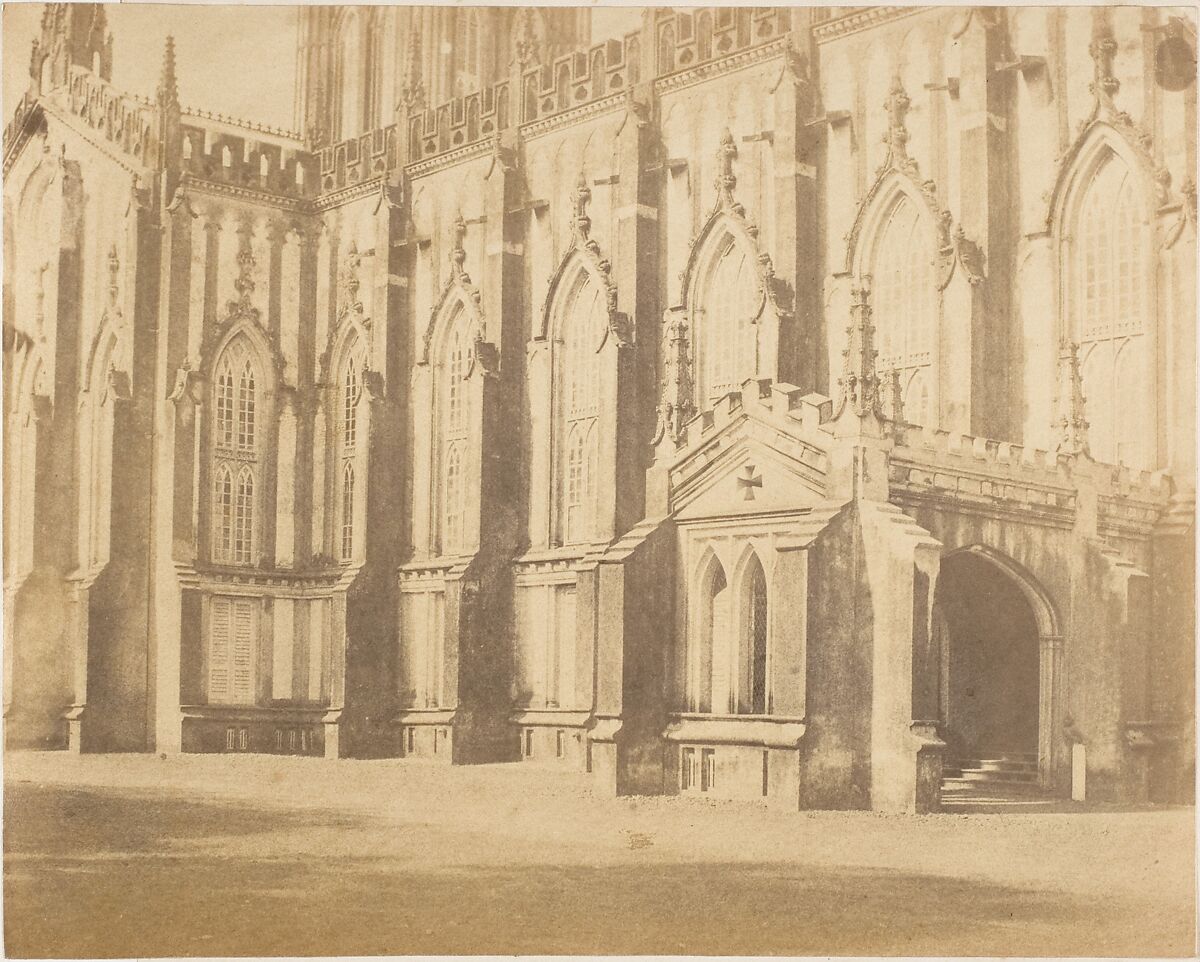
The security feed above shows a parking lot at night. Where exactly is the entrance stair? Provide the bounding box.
[941,753,1055,810]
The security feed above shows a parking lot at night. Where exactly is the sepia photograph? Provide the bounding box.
[1,1,1197,957]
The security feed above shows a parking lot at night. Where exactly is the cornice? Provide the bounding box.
[813,7,927,44]
[404,136,494,180]
[182,173,315,215]
[889,487,1076,531]
[654,36,790,97]
[518,90,627,142]
[315,175,385,211]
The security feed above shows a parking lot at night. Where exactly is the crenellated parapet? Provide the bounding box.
[313,8,796,197]
[889,423,1172,536]
[407,81,508,162]
[180,117,316,202]
[11,64,158,172]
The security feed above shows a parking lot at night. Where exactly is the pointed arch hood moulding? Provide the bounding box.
[419,214,497,376]
[537,170,629,350]
[843,77,984,290]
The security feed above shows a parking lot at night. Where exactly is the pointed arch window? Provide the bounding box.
[1070,152,1147,466]
[341,462,355,560]
[739,554,769,715]
[337,347,365,562]
[211,338,261,565]
[443,442,465,553]
[872,194,935,424]
[557,271,604,545]
[437,305,471,555]
[698,233,758,405]
[689,556,729,713]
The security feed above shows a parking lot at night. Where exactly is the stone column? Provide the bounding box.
[955,11,1013,438]
[1038,633,1065,791]
[610,90,657,536]
[771,42,821,393]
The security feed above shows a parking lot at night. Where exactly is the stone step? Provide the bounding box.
[962,757,1038,772]
[941,776,1047,796]
[942,765,1038,779]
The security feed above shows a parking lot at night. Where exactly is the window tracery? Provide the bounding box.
[211,337,260,565]
[1068,150,1147,466]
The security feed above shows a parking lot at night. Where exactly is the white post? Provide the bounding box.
[1071,742,1086,801]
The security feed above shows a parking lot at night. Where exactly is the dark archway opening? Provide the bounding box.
[936,551,1040,762]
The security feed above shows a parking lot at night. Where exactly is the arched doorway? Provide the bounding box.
[935,548,1058,792]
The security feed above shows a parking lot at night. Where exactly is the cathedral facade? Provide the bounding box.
[3,4,1195,811]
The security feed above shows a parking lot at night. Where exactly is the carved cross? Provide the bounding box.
[737,464,763,501]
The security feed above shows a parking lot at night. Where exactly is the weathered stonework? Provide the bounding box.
[3,4,1194,811]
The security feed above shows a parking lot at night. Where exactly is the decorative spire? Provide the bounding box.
[1054,339,1090,457]
[450,213,468,278]
[1088,15,1120,111]
[339,242,362,317]
[106,244,120,308]
[881,75,915,175]
[401,27,425,112]
[713,128,742,214]
[882,366,904,425]
[837,287,882,421]
[227,224,259,322]
[570,170,591,246]
[157,35,179,109]
[656,309,696,448]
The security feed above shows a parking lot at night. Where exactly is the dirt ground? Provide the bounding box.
[3,750,1195,957]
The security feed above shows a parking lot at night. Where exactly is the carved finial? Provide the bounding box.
[882,75,912,171]
[106,243,120,306]
[340,241,362,314]
[1088,15,1120,110]
[837,287,882,420]
[571,170,592,245]
[512,8,542,67]
[401,27,426,112]
[450,213,467,275]
[713,128,739,213]
[227,225,259,321]
[158,35,179,109]
[1054,339,1090,458]
[882,367,904,425]
[657,309,696,447]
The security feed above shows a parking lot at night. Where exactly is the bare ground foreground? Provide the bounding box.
[3,751,1195,958]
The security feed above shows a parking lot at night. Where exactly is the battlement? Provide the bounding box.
[408,80,508,161]
[649,6,790,80]
[892,422,1172,504]
[181,118,317,201]
[316,9,793,194]
[680,379,834,454]
[54,65,156,167]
